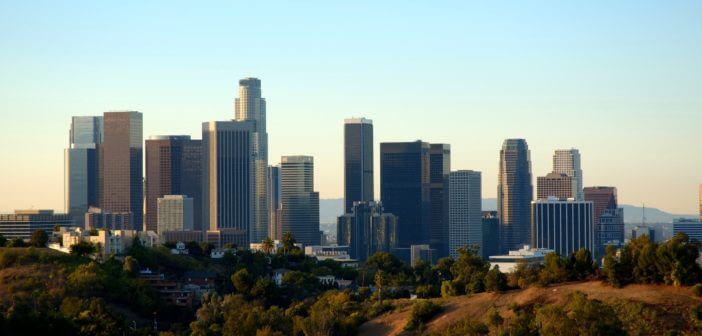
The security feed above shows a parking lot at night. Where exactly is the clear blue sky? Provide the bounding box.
[1,1,701,214]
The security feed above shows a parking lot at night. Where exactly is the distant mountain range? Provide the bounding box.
[320,198,696,229]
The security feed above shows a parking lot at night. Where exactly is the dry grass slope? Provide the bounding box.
[358,281,702,336]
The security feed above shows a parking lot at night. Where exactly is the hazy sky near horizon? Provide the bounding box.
[1,1,701,214]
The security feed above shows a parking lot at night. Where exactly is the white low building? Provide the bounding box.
[51,227,158,258]
[488,245,554,273]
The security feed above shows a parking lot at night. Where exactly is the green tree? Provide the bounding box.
[262,237,275,254]
[539,252,570,286]
[568,248,595,280]
[405,299,442,331]
[69,241,96,257]
[569,292,625,335]
[122,255,140,276]
[535,305,577,336]
[450,245,489,294]
[231,268,253,295]
[280,232,297,255]
[486,309,504,336]
[0,234,6,247]
[484,265,508,292]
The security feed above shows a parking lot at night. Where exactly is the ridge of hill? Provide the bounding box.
[359,281,702,335]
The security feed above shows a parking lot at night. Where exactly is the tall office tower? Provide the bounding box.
[536,172,578,200]
[268,165,282,240]
[337,201,397,261]
[157,195,194,233]
[202,121,256,247]
[344,118,374,214]
[497,139,533,253]
[481,211,500,259]
[280,156,320,246]
[145,136,202,233]
[234,77,269,244]
[531,198,594,257]
[553,149,583,200]
[584,186,624,257]
[429,144,451,257]
[65,116,103,228]
[380,141,431,248]
[100,111,143,230]
[448,170,482,259]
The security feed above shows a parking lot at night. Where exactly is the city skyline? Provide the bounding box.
[2,2,702,214]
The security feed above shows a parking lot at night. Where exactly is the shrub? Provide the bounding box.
[692,284,702,297]
[405,299,442,331]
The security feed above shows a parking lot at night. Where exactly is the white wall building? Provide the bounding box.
[448,170,482,258]
[157,195,194,233]
[488,245,554,273]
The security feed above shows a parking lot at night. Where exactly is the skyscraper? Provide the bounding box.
[584,186,624,257]
[481,211,500,259]
[234,77,269,244]
[531,198,594,257]
[536,172,578,200]
[100,111,143,230]
[280,156,320,246]
[344,118,374,214]
[268,165,281,240]
[380,141,431,248]
[202,120,255,247]
[337,201,397,261]
[552,149,583,200]
[429,144,451,257]
[65,116,103,228]
[145,135,202,233]
[448,170,482,259]
[497,139,533,253]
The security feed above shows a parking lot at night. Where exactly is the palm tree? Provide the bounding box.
[262,237,274,255]
[281,232,296,255]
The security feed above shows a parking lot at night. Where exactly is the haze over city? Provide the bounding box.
[1,1,701,214]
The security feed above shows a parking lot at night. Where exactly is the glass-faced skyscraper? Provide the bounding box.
[584,186,624,257]
[100,111,143,230]
[268,165,281,240]
[497,139,533,253]
[145,135,202,233]
[202,120,255,247]
[344,118,374,214]
[235,77,269,244]
[429,144,450,257]
[553,149,583,200]
[380,141,431,248]
[65,116,103,228]
[280,156,320,246]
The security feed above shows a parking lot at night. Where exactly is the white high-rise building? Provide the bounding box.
[235,77,269,244]
[552,149,583,200]
[157,195,194,233]
[448,170,482,258]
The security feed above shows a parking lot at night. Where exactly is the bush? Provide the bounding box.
[692,284,702,297]
[415,284,440,298]
[405,299,442,331]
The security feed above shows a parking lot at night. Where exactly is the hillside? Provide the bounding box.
[359,281,702,335]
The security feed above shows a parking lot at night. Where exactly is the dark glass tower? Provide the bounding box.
[429,144,450,257]
[202,120,255,247]
[65,116,103,228]
[145,135,202,233]
[380,141,431,247]
[344,118,374,214]
[497,139,533,253]
[280,156,320,246]
[100,111,143,230]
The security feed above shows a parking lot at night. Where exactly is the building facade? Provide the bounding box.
[531,198,594,257]
[279,156,320,246]
[157,195,194,233]
[0,210,74,240]
[202,120,255,247]
[536,172,578,200]
[584,186,624,256]
[267,165,281,240]
[448,170,482,259]
[497,139,533,253]
[429,144,450,257]
[337,201,398,261]
[234,77,269,244]
[100,111,144,229]
[145,135,202,233]
[380,141,431,248]
[84,207,133,231]
[344,118,374,214]
[552,149,583,200]
[65,116,103,228]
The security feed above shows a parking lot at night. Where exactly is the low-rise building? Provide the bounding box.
[488,245,554,273]
[52,227,157,258]
[0,210,73,240]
